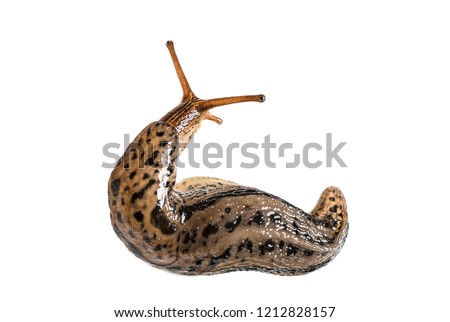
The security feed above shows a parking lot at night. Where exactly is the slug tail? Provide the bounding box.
[310,186,348,239]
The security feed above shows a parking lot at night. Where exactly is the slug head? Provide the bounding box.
[160,41,265,146]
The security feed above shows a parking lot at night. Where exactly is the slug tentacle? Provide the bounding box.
[108,41,348,275]
[160,41,265,147]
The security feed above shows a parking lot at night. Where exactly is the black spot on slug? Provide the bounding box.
[238,239,253,253]
[183,231,197,244]
[210,247,231,265]
[303,250,314,256]
[116,212,123,223]
[151,206,177,235]
[143,231,152,244]
[131,179,156,203]
[286,245,299,256]
[246,240,253,253]
[180,207,194,224]
[329,205,338,213]
[224,215,242,233]
[269,212,282,223]
[321,221,331,228]
[156,131,165,137]
[259,239,275,255]
[279,240,285,249]
[248,211,265,226]
[270,212,287,229]
[225,207,231,213]
[202,223,219,239]
[195,259,202,266]
[237,240,245,252]
[133,211,144,222]
[145,151,160,167]
[129,171,136,180]
[111,179,121,197]
[143,173,150,179]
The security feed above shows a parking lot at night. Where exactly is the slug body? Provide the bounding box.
[108,41,348,275]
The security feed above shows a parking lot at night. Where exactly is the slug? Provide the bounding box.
[108,41,348,275]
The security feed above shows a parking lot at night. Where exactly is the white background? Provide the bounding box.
[1,1,449,321]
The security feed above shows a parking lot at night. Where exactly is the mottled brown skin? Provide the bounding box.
[108,41,348,275]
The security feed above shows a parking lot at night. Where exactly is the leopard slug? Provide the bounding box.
[108,41,348,275]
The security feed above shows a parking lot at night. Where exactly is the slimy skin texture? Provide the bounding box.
[108,41,348,275]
